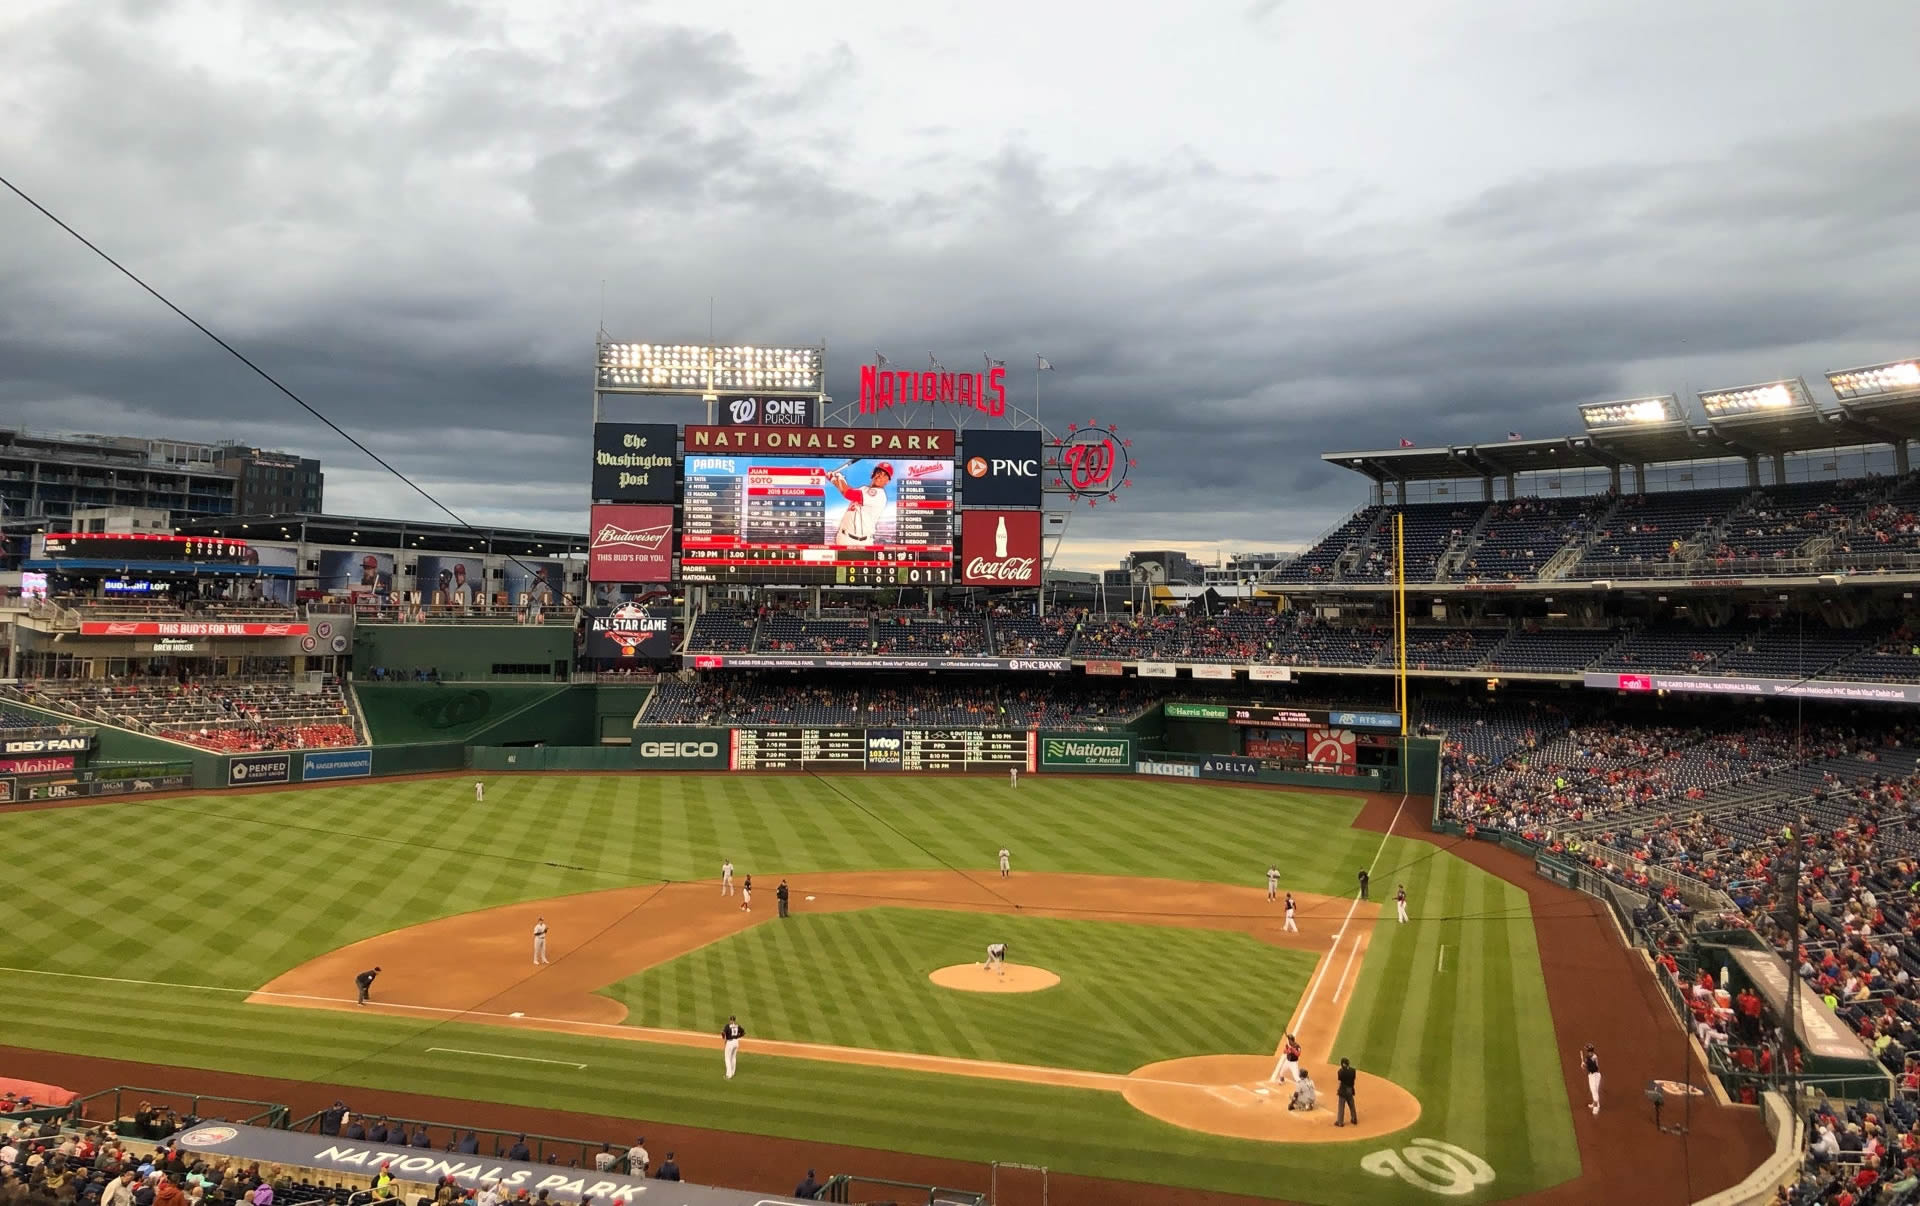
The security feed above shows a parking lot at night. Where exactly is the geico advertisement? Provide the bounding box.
[629,728,729,769]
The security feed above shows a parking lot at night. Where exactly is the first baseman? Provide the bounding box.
[1266,865,1279,901]
[532,917,550,965]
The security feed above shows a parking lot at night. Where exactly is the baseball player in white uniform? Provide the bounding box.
[722,1016,745,1079]
[474,780,484,802]
[998,848,1011,878]
[1396,884,1409,924]
[984,942,1007,975]
[1009,766,1019,789]
[829,463,893,548]
[721,860,735,896]
[1580,1044,1601,1114]
[1266,866,1279,901]
[532,917,550,964]
[1284,893,1298,932]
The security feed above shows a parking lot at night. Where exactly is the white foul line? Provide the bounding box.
[427,1047,585,1069]
[1271,792,1409,1081]
[1437,945,1447,973]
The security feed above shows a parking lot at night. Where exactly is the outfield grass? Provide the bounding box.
[0,774,1578,1204]
[602,907,1321,1073]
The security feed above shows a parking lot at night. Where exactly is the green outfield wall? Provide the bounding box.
[356,684,596,747]
[352,624,575,683]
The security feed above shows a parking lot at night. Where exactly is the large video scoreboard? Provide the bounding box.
[680,452,955,586]
[728,728,1035,771]
[39,533,252,564]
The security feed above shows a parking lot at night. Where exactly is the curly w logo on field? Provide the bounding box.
[1360,1139,1494,1196]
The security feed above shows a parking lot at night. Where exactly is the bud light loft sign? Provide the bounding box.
[1049,421,1137,508]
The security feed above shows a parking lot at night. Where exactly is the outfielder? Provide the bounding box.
[721,860,735,896]
[1396,884,1409,924]
[984,942,1007,975]
[1266,865,1279,901]
[1580,1044,1601,1114]
[532,917,550,965]
[998,848,1011,878]
[722,1016,745,1079]
[828,463,893,548]
[1284,892,1298,932]
[474,780,484,802]
[1009,767,1019,789]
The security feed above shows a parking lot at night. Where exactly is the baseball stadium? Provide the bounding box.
[1,342,1916,1206]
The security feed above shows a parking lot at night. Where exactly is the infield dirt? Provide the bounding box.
[254,869,1420,1143]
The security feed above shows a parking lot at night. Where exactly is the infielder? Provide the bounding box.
[1266,865,1279,901]
[1284,892,1298,932]
[998,848,1011,878]
[722,1016,745,1079]
[474,781,484,802]
[828,462,893,548]
[984,942,1007,975]
[532,917,549,965]
[1580,1044,1601,1115]
[721,860,735,896]
[1396,884,1409,924]
[740,875,752,912]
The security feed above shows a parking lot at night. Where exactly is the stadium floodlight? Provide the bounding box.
[1578,395,1685,430]
[1828,359,1920,402]
[597,341,825,395]
[1697,378,1815,421]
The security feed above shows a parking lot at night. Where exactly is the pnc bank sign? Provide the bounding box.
[860,364,1008,417]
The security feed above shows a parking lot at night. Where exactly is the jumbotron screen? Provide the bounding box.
[680,454,954,586]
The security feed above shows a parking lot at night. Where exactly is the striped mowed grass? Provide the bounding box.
[0,774,1577,1205]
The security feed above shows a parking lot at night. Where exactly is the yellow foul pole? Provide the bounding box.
[1395,510,1408,737]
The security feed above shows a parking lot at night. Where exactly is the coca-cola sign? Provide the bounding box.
[588,503,674,582]
[960,509,1042,587]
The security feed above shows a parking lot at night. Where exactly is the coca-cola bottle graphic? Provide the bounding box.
[995,516,1008,558]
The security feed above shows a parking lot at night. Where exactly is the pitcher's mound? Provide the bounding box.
[929,964,1060,993]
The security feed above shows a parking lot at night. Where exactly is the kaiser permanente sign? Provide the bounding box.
[169,1123,811,1206]
[1585,671,1920,705]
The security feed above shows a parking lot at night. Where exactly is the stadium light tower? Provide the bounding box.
[1577,395,1686,431]
[1696,378,1817,422]
[594,341,827,425]
[1827,358,1920,403]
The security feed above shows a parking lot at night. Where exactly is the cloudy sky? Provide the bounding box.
[3,0,1918,571]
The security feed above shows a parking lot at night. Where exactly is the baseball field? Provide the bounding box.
[0,773,1579,1204]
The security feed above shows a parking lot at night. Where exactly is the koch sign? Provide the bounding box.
[960,429,1043,508]
[1584,671,1920,704]
[167,1123,812,1206]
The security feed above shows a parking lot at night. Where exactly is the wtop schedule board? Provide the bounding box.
[727,728,1034,771]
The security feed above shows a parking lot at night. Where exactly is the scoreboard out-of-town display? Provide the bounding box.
[40,532,252,563]
[727,727,1036,771]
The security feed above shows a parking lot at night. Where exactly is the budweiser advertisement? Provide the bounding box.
[78,621,309,638]
[588,504,674,582]
[959,509,1042,587]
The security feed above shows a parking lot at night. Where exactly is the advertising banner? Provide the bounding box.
[228,754,292,787]
[1584,671,1920,705]
[959,429,1043,508]
[24,774,192,803]
[1248,665,1293,683]
[717,395,818,427]
[1,735,92,755]
[630,728,730,770]
[301,749,372,781]
[505,559,565,606]
[1306,727,1357,773]
[318,550,393,597]
[590,422,678,502]
[1137,662,1177,678]
[1200,754,1261,781]
[0,756,76,775]
[960,509,1042,587]
[416,555,485,606]
[1039,734,1134,771]
[1084,660,1125,676]
[687,654,1068,672]
[1247,730,1306,762]
[0,779,12,804]
[685,426,955,457]
[584,605,675,660]
[1135,760,1200,779]
[588,504,674,582]
[1163,702,1229,721]
[864,728,904,770]
[78,622,309,639]
[1190,664,1235,680]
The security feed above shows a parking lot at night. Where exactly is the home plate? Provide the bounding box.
[510,1012,524,1018]
[806,895,815,901]
[1254,1087,1271,1095]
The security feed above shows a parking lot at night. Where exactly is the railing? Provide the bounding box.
[289,1112,642,1173]
[814,1175,983,1205]
[68,1085,289,1131]
[351,604,574,625]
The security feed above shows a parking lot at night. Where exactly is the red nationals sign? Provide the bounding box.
[78,622,309,637]
[960,509,1042,587]
[589,504,674,582]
